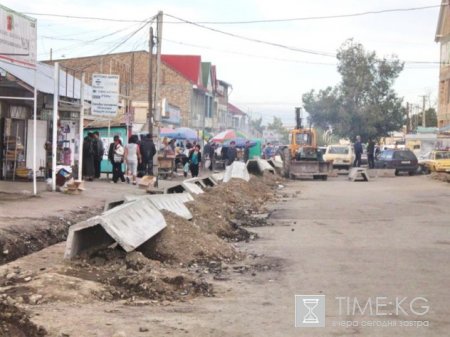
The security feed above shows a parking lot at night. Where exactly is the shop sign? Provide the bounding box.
[91,74,120,117]
[0,4,37,68]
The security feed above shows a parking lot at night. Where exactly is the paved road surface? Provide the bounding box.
[159,175,450,336]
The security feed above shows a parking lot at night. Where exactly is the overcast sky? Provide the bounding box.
[2,0,442,125]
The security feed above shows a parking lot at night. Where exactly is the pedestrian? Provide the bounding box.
[203,140,213,170]
[353,135,363,167]
[264,143,273,159]
[112,137,126,183]
[226,141,237,166]
[124,135,141,185]
[92,131,104,179]
[367,138,375,169]
[209,142,216,171]
[139,133,156,176]
[243,140,251,162]
[82,132,95,181]
[188,144,202,177]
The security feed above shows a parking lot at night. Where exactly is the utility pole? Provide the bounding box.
[420,95,427,127]
[148,26,154,134]
[152,11,163,180]
[406,102,410,133]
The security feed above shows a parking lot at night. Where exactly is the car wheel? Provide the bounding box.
[408,171,415,176]
[394,169,399,176]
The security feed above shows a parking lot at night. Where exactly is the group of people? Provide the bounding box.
[353,136,379,169]
[82,131,104,181]
[107,133,157,185]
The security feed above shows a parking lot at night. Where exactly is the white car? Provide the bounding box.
[323,145,355,170]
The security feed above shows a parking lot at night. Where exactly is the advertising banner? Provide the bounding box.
[0,4,37,68]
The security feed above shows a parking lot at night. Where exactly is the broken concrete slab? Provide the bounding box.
[223,162,250,183]
[103,198,126,212]
[124,193,194,220]
[201,176,218,187]
[182,181,204,194]
[348,168,370,182]
[211,172,224,183]
[247,159,276,176]
[65,198,166,259]
[184,177,207,188]
[166,184,186,194]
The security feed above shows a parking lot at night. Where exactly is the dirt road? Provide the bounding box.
[2,174,449,336]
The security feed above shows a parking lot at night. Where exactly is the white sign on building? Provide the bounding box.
[0,4,37,68]
[91,74,120,117]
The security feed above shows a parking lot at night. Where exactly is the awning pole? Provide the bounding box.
[32,67,37,195]
[78,72,85,180]
[52,63,59,192]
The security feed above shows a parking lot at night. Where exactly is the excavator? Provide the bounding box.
[280,108,332,180]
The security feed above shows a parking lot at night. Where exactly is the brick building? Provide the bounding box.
[46,51,242,133]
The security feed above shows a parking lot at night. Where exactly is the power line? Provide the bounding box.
[22,12,147,23]
[165,13,336,58]
[22,4,441,24]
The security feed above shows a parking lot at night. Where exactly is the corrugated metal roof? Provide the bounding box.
[0,60,91,99]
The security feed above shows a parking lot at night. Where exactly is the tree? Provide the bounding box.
[249,116,264,135]
[410,107,437,129]
[302,39,405,142]
[267,116,289,144]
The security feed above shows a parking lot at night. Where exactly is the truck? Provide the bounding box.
[280,108,332,180]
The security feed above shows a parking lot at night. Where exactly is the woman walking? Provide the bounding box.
[112,137,125,183]
[124,135,141,185]
[188,144,202,177]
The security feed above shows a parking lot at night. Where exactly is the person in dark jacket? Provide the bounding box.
[83,132,96,181]
[93,131,104,179]
[367,138,375,169]
[188,144,202,177]
[353,135,363,167]
[226,141,237,166]
[108,135,119,164]
[243,141,251,162]
[140,133,156,176]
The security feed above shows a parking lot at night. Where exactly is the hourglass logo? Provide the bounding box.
[295,295,325,327]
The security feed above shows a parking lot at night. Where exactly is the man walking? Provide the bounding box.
[92,131,104,179]
[226,141,237,166]
[353,135,363,167]
[367,138,375,169]
[140,133,156,176]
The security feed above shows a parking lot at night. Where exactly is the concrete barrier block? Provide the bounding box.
[348,168,370,182]
[124,193,194,219]
[211,172,224,182]
[201,176,218,187]
[182,181,204,194]
[165,184,186,194]
[223,162,250,183]
[64,198,166,259]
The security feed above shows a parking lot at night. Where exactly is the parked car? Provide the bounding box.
[323,145,355,170]
[419,150,450,174]
[375,149,418,175]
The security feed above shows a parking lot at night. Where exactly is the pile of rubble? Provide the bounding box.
[431,172,450,183]
[0,160,285,334]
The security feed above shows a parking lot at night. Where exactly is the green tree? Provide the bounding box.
[410,107,437,129]
[267,116,289,144]
[302,39,405,142]
[249,116,264,135]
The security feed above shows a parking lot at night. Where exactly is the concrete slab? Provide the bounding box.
[124,193,194,220]
[64,198,166,259]
[348,168,370,182]
[223,162,250,183]
[201,176,218,187]
[247,159,276,176]
[211,172,224,183]
[182,181,204,194]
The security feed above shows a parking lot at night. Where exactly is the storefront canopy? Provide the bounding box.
[0,60,91,100]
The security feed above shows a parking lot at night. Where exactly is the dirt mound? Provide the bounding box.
[0,297,47,337]
[187,176,277,239]
[139,212,239,265]
[431,172,450,183]
[64,249,214,302]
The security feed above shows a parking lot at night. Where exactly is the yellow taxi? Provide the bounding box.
[422,150,450,173]
[323,145,355,170]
